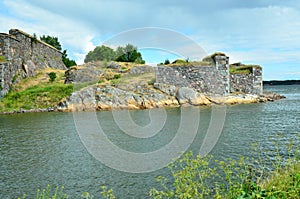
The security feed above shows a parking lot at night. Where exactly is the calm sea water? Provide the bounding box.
[0,85,299,198]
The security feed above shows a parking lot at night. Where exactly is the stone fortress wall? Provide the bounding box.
[229,66,263,94]
[0,29,263,101]
[0,29,66,99]
[156,54,263,96]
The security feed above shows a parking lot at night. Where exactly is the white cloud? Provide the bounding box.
[0,0,299,79]
[1,0,96,64]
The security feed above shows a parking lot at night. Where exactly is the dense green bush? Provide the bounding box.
[40,35,62,51]
[164,59,170,65]
[84,44,145,64]
[62,50,76,68]
[84,45,116,63]
[48,72,57,82]
[113,74,121,79]
[115,44,145,63]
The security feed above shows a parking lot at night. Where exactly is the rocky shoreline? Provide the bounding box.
[0,87,285,115]
[57,84,285,112]
[0,62,285,114]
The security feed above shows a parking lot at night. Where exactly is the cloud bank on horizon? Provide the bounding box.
[0,0,299,80]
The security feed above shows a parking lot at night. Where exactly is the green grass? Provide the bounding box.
[230,65,253,74]
[262,162,300,198]
[18,185,68,199]
[0,67,73,112]
[229,64,262,74]
[0,83,73,112]
[159,61,213,67]
[0,55,7,62]
[230,67,252,74]
[17,185,115,199]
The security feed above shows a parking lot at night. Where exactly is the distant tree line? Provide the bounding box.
[84,44,145,64]
[39,35,76,68]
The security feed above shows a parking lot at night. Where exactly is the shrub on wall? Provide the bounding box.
[172,59,186,64]
[164,59,170,65]
[0,55,7,63]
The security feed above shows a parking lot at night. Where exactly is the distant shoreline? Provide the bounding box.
[263,80,300,85]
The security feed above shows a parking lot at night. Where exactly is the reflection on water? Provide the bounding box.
[0,85,299,198]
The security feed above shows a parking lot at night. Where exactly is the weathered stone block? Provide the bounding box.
[0,29,67,99]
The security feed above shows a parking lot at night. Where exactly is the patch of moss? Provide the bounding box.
[12,75,17,83]
[202,52,226,65]
[230,67,252,74]
[0,55,7,63]
[160,61,213,67]
[148,78,156,85]
[230,64,261,74]
[172,59,186,64]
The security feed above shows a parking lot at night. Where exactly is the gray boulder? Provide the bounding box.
[64,64,103,84]
[154,83,177,96]
[66,87,96,111]
[176,87,210,105]
[129,65,155,74]
[107,61,121,69]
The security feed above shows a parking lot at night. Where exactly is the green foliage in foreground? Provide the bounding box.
[150,152,300,199]
[0,83,73,112]
[17,185,67,199]
[17,155,299,199]
[17,185,115,199]
[262,162,300,199]
[150,136,300,199]
[16,139,299,199]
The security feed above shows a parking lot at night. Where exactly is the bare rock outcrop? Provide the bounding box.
[58,84,179,112]
[176,87,211,106]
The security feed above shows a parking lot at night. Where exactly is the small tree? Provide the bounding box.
[40,35,76,68]
[84,45,116,63]
[62,50,76,68]
[40,35,62,51]
[164,59,170,65]
[48,72,57,82]
[84,44,145,64]
[115,44,145,63]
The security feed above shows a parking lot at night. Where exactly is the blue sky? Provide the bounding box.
[0,0,299,80]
